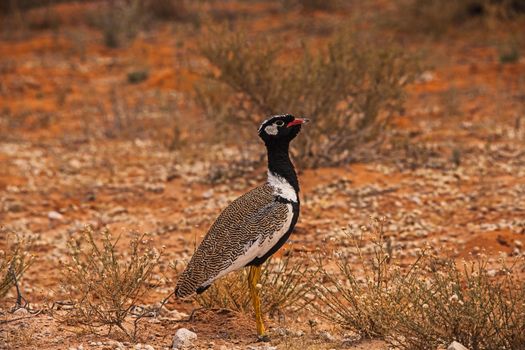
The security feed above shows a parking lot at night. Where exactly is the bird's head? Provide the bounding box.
[258,114,309,145]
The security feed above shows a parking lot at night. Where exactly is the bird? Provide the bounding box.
[175,114,309,341]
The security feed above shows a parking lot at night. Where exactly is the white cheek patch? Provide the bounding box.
[265,124,279,135]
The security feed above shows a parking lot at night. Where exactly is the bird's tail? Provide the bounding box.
[175,270,198,298]
[175,260,214,298]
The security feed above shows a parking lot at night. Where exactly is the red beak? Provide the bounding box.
[286,118,310,128]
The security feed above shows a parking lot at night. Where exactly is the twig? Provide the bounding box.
[188,307,204,322]
[0,309,43,325]
[9,266,29,312]
[155,290,176,317]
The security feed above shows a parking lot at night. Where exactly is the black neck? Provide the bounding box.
[266,141,299,193]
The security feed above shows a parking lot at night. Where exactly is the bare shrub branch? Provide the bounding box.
[60,226,162,340]
[313,217,525,349]
[195,252,318,317]
[0,235,33,301]
[196,26,419,167]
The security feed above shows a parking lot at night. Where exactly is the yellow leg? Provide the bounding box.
[248,265,269,341]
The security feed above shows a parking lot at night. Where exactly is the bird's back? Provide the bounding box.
[175,184,295,298]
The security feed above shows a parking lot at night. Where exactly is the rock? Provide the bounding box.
[145,183,164,193]
[448,341,469,350]
[220,346,241,350]
[48,211,63,220]
[341,331,361,345]
[69,159,82,169]
[111,341,125,350]
[487,269,497,277]
[247,346,277,350]
[172,328,197,349]
[273,327,304,337]
[319,331,336,342]
[13,307,29,315]
[108,206,127,217]
[134,344,155,350]
[419,71,435,82]
[202,189,214,199]
[159,306,188,321]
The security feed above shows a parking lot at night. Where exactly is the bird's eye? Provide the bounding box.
[275,120,285,127]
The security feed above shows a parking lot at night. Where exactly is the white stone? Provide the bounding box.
[319,331,336,342]
[202,189,214,199]
[172,328,197,349]
[419,71,435,82]
[48,210,63,220]
[247,346,277,350]
[13,308,28,315]
[448,341,469,350]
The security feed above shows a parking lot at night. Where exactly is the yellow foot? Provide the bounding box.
[257,334,271,342]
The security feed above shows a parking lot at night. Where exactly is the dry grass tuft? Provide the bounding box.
[313,217,525,349]
[0,233,33,300]
[195,252,318,317]
[313,217,399,338]
[388,257,525,350]
[196,26,418,168]
[60,226,162,340]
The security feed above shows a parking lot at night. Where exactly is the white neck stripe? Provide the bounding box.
[267,171,297,203]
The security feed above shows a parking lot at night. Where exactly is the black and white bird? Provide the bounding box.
[175,114,308,340]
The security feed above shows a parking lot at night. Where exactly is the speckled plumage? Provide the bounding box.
[175,114,308,304]
[175,184,295,298]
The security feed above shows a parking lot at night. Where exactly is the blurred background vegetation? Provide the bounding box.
[0,0,523,170]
